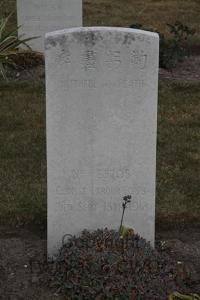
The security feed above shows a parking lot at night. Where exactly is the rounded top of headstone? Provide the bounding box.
[45,27,159,50]
[45,26,159,39]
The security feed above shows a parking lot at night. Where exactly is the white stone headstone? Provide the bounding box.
[45,27,159,258]
[17,0,82,52]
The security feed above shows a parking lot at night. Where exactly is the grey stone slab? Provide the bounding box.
[45,27,159,258]
[17,0,82,51]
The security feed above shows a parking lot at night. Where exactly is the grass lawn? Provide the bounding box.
[157,81,200,222]
[0,81,199,225]
[0,82,46,225]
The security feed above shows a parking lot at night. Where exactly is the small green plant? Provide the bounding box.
[160,22,195,69]
[53,229,183,299]
[168,291,200,300]
[49,195,194,299]
[0,13,38,79]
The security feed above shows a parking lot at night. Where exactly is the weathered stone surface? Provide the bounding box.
[45,27,159,258]
[17,0,82,51]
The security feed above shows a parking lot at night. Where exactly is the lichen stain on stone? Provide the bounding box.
[56,34,68,47]
[123,33,136,46]
[71,31,103,47]
[46,34,70,50]
[46,30,147,51]
[45,36,56,50]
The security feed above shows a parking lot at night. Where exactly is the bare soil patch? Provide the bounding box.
[159,56,200,81]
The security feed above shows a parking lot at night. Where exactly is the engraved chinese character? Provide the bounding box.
[81,50,97,71]
[104,50,121,70]
[64,50,71,64]
[61,49,71,64]
[130,50,147,69]
[58,49,71,65]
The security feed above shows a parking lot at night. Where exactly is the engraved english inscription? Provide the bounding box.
[63,78,145,89]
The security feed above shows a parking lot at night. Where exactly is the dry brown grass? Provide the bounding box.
[83,0,200,37]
